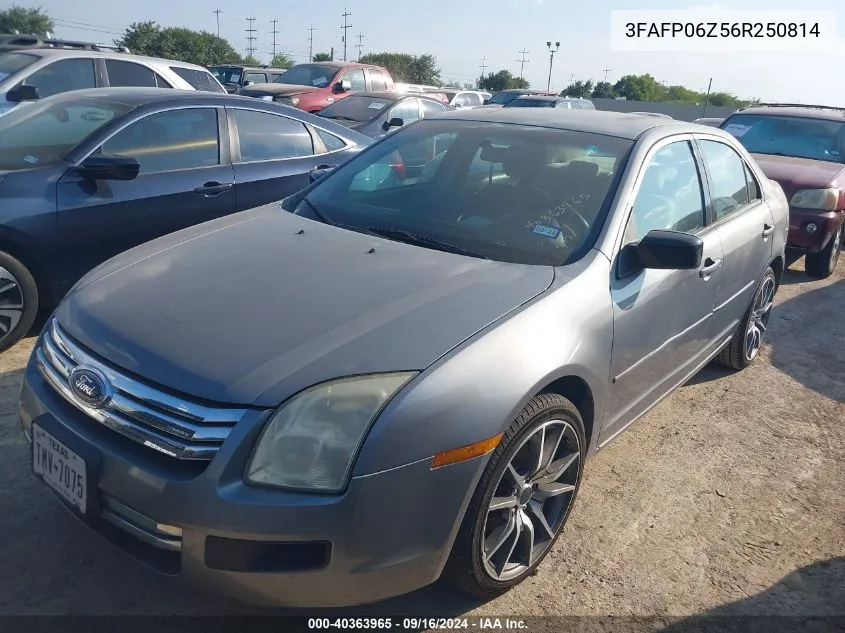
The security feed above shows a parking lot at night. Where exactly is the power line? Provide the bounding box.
[52,21,122,36]
[478,56,487,86]
[355,33,364,62]
[517,49,529,78]
[340,9,352,61]
[270,18,279,58]
[602,67,612,83]
[245,17,257,58]
[213,9,222,37]
[308,25,315,61]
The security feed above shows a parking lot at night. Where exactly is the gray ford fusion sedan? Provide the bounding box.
[20,109,788,607]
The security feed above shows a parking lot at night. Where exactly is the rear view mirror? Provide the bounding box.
[6,84,39,103]
[635,230,703,270]
[76,155,140,181]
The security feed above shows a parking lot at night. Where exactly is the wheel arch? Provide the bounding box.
[0,229,51,305]
[535,374,597,454]
[770,254,784,288]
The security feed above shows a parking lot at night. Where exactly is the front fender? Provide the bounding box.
[354,250,614,476]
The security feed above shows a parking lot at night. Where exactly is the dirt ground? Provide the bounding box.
[0,256,842,621]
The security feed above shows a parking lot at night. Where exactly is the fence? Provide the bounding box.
[590,98,737,121]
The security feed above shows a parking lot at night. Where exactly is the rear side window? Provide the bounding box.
[244,72,267,84]
[745,163,761,201]
[316,128,347,152]
[233,109,314,161]
[420,99,447,116]
[22,58,96,98]
[169,67,225,93]
[368,69,388,91]
[106,60,158,88]
[698,140,752,219]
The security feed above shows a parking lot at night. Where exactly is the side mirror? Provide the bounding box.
[631,230,703,272]
[7,84,39,103]
[334,79,352,93]
[308,166,335,183]
[76,155,140,181]
[383,117,404,131]
[242,80,252,87]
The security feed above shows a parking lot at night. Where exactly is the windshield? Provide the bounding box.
[209,66,243,85]
[301,119,632,266]
[487,91,522,105]
[507,99,555,108]
[0,52,38,83]
[274,64,340,88]
[0,96,135,169]
[721,113,845,164]
[320,96,394,122]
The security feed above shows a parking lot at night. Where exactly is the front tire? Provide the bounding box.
[804,222,842,279]
[0,250,38,353]
[444,394,585,598]
[716,267,776,370]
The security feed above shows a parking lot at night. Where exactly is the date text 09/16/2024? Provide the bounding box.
[307,618,529,630]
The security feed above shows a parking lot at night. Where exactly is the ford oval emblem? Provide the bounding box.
[68,366,112,409]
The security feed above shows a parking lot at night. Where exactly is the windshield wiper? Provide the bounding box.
[324,115,357,121]
[364,226,488,259]
[302,197,335,225]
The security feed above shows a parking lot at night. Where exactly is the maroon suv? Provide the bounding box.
[720,104,844,278]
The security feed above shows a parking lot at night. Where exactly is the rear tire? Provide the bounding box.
[804,222,842,279]
[716,267,776,370]
[0,250,38,353]
[444,394,585,598]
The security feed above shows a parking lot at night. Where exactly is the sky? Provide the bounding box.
[12,0,845,105]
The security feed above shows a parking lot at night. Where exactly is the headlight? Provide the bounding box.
[274,96,300,106]
[245,372,416,492]
[790,188,839,211]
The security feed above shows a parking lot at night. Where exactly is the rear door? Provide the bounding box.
[104,59,173,88]
[695,137,775,341]
[55,106,235,288]
[365,68,389,91]
[228,106,325,211]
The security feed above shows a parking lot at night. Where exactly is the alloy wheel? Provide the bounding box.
[829,225,843,271]
[744,274,776,362]
[0,266,25,344]
[481,419,581,581]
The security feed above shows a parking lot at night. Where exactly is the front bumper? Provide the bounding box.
[786,208,841,252]
[20,352,481,607]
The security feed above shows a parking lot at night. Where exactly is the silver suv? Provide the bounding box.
[0,45,225,116]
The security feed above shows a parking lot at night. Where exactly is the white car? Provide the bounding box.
[441,89,490,109]
[0,43,225,116]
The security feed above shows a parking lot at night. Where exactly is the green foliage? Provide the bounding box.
[115,21,242,66]
[560,79,593,98]
[591,81,615,99]
[242,54,261,66]
[312,52,332,62]
[613,73,664,102]
[478,70,529,92]
[443,80,463,89]
[0,5,53,36]
[358,52,440,84]
[269,53,294,69]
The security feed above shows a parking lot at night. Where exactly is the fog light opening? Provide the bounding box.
[804,222,819,235]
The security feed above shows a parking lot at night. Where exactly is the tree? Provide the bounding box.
[442,80,462,89]
[560,79,593,98]
[591,81,615,99]
[269,53,294,68]
[116,22,241,66]
[0,5,53,36]
[359,52,440,84]
[312,52,332,62]
[612,73,664,102]
[663,85,700,103]
[242,54,261,66]
[478,70,528,92]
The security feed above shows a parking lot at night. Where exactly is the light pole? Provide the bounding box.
[546,41,560,92]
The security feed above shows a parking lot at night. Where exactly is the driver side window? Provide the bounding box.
[624,140,705,243]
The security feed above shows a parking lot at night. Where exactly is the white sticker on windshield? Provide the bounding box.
[24,155,38,164]
[723,123,751,137]
[312,76,327,86]
[368,102,386,110]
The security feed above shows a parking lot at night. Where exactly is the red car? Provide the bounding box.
[720,104,845,278]
[237,61,394,113]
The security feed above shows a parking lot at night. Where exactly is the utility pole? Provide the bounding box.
[517,49,529,78]
[213,9,222,37]
[270,18,279,59]
[546,41,560,92]
[245,17,257,58]
[308,25,315,61]
[569,73,575,85]
[478,56,487,87]
[701,77,713,117]
[330,46,334,61]
[355,33,364,62]
[602,67,612,83]
[341,8,352,61]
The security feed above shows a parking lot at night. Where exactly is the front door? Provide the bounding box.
[696,138,775,341]
[602,138,724,445]
[56,106,235,289]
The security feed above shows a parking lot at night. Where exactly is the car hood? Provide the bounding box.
[751,153,845,193]
[56,205,554,407]
[238,83,320,97]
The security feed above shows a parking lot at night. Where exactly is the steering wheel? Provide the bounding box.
[639,194,677,231]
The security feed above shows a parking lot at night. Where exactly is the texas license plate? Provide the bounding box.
[32,424,87,514]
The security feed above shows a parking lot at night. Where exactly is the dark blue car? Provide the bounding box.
[0,87,370,351]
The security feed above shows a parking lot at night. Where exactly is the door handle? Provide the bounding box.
[699,257,722,278]
[193,182,232,197]
[762,223,774,238]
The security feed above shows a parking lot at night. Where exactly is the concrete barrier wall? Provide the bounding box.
[591,98,737,122]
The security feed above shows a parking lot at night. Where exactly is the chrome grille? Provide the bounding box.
[36,319,248,460]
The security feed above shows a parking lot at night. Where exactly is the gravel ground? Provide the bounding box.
[0,256,842,621]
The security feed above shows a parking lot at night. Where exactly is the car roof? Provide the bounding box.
[210,65,285,72]
[733,105,845,121]
[433,108,701,140]
[38,87,266,107]
[345,90,444,103]
[16,47,209,70]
